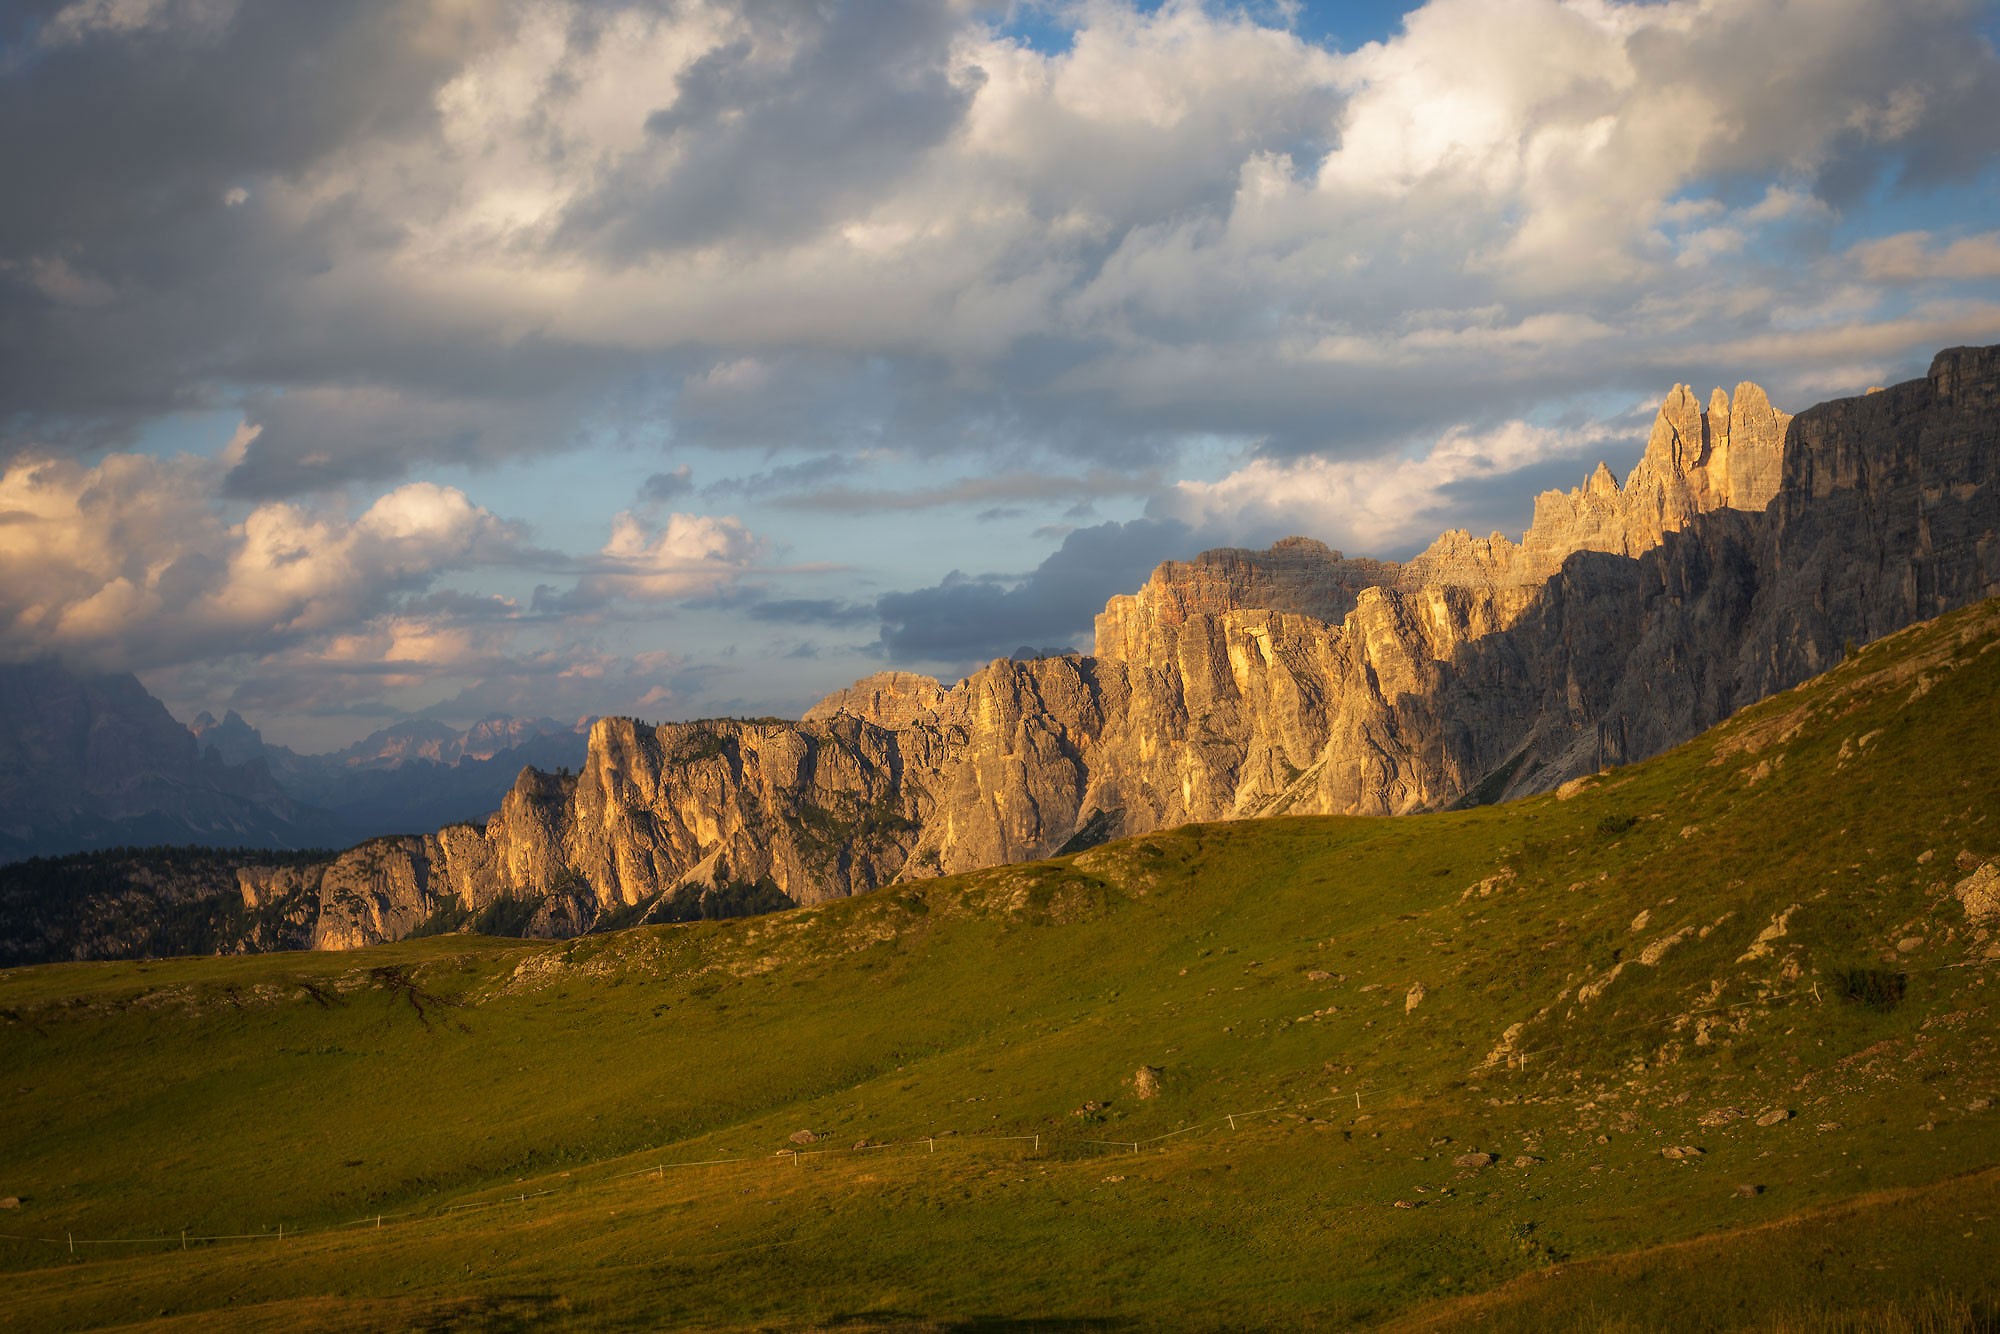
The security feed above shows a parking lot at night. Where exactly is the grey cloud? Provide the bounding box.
[565,0,976,258]
[702,453,862,500]
[774,468,1160,513]
[0,0,483,438]
[0,0,1996,518]
[746,598,877,628]
[641,465,695,504]
[874,518,1190,666]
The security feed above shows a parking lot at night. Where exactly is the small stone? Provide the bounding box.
[1630,909,1651,932]
[1735,1183,1763,1198]
[0,1197,18,1209]
[1405,982,1427,1013]
[788,1130,818,1145]
[1897,936,1925,953]
[1969,1099,1993,1112]
[1307,969,1331,981]
[1071,1100,1106,1117]
[1393,1199,1424,1209]
[1958,850,1982,871]
[1101,1175,1125,1183]
[1513,1155,1543,1168]
[1453,1152,1495,1168]
[1918,1121,1936,1132]
[1817,1122,1842,1132]
[1699,1107,1742,1128]
[1755,1108,1793,1127]
[1595,1134,1610,1145]
[1134,1066,1163,1100]
[1918,850,1935,864]
[851,1139,876,1151]
[1661,1146,1705,1160]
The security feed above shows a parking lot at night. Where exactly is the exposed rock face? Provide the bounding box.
[803,671,948,729]
[10,348,1996,956]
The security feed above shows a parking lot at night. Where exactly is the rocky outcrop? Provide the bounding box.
[10,348,1995,956]
[802,672,948,729]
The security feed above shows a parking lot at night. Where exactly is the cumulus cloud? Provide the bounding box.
[565,510,769,607]
[0,452,523,668]
[0,447,776,733]
[9,0,1996,481]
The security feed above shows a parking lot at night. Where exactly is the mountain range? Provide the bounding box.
[0,677,589,865]
[2,343,1995,962]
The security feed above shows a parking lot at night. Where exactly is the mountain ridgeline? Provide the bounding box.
[8,346,1998,960]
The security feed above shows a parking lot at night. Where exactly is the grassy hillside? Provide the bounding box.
[3,600,1999,1332]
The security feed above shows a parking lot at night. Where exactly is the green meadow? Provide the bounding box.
[3,599,1999,1332]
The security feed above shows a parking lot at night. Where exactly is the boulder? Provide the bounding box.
[1955,863,2000,923]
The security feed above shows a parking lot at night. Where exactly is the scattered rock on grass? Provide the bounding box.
[1071,1101,1107,1117]
[1735,1184,1763,1198]
[1307,969,1332,981]
[1661,1146,1705,1160]
[0,1197,18,1209]
[1700,1107,1743,1128]
[788,1130,818,1144]
[1954,863,2000,923]
[1969,1098,1993,1112]
[1393,1199,1424,1209]
[1134,1066,1163,1100]
[1756,1108,1793,1127]
[1405,983,1427,1013]
[1453,1152,1495,1168]
[1513,1156,1544,1168]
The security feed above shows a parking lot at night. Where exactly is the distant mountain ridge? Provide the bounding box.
[0,669,591,863]
[186,708,592,851]
[0,662,314,864]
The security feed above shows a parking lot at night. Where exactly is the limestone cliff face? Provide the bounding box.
[216,347,2000,950]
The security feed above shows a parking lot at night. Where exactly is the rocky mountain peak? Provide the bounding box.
[804,671,950,729]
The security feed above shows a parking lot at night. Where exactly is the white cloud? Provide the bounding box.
[1849,230,2000,282]
[1164,417,1628,552]
[0,448,774,676]
[573,511,769,605]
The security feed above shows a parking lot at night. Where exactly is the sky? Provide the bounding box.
[2,0,1998,751]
